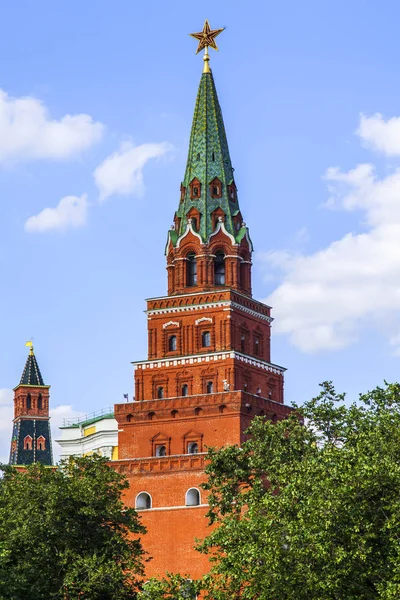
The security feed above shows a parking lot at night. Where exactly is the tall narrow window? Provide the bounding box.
[214,252,225,285]
[206,381,214,394]
[240,335,246,353]
[201,331,211,347]
[37,436,46,451]
[24,435,32,450]
[37,394,42,410]
[254,338,260,356]
[26,394,31,410]
[187,253,197,286]
[168,335,177,351]
[157,387,164,399]
[182,384,188,396]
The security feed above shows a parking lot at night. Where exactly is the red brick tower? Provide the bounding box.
[113,22,291,579]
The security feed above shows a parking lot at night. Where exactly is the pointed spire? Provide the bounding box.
[174,68,243,243]
[20,344,45,386]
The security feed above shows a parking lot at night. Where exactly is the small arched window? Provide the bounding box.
[201,331,211,348]
[214,252,225,285]
[156,445,167,457]
[187,253,197,287]
[188,442,199,454]
[126,414,133,423]
[24,435,33,450]
[37,394,42,410]
[219,404,226,414]
[194,407,202,416]
[148,411,156,420]
[206,381,214,394]
[37,436,46,451]
[182,384,188,396]
[186,488,200,506]
[136,492,152,510]
[169,335,177,351]
[157,387,164,399]
[171,409,178,418]
[26,394,31,410]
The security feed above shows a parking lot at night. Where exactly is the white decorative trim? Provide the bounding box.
[162,321,180,329]
[132,350,286,374]
[231,301,273,323]
[147,300,272,322]
[137,504,209,512]
[195,316,213,325]
[175,220,204,249]
[147,288,271,309]
[208,220,237,246]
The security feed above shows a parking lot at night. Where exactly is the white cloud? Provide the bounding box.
[25,194,88,233]
[0,90,103,163]
[263,129,400,353]
[94,141,173,201]
[357,113,400,156]
[0,391,84,465]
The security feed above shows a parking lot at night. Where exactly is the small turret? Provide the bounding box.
[9,343,53,466]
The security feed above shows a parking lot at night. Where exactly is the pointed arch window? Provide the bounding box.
[26,394,31,410]
[210,177,222,198]
[190,178,201,199]
[37,436,46,451]
[187,253,197,287]
[24,435,33,451]
[214,252,225,285]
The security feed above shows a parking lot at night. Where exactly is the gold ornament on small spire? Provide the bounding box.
[189,19,225,73]
[25,340,34,355]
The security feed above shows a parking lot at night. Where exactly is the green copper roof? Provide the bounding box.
[174,69,242,243]
[20,352,45,386]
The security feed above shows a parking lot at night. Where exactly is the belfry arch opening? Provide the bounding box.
[187,253,197,287]
[214,252,225,285]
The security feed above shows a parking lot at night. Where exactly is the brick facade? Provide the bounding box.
[113,63,291,580]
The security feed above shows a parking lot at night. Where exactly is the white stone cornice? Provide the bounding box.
[147,300,272,322]
[132,350,286,374]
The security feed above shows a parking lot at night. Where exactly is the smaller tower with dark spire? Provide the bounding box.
[9,344,53,466]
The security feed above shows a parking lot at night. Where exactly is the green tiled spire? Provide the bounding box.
[174,69,243,243]
[20,350,45,386]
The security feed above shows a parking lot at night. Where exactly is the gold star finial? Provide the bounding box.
[190,20,225,73]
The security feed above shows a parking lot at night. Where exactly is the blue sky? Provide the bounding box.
[1,0,400,461]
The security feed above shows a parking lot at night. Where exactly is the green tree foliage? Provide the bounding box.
[0,455,145,600]
[197,382,400,599]
[138,574,199,599]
